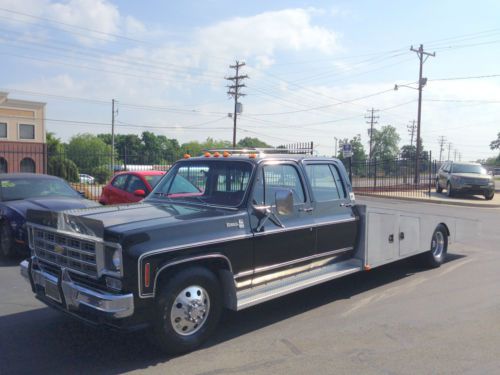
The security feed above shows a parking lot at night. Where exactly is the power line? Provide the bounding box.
[429,74,500,81]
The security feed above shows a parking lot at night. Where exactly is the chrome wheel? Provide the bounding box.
[431,230,445,258]
[169,285,210,336]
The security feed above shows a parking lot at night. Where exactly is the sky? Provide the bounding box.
[1,0,499,161]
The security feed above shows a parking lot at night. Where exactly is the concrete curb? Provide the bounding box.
[356,192,500,208]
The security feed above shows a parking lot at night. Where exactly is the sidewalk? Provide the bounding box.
[356,190,500,208]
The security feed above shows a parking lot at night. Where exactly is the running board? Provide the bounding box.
[236,258,362,310]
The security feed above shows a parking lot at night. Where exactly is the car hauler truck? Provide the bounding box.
[20,149,454,354]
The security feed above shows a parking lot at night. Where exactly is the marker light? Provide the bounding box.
[183,153,191,159]
[213,152,220,157]
[223,151,230,157]
[144,262,151,288]
[249,153,257,159]
[204,152,211,157]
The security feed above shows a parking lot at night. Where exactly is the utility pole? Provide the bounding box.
[407,120,416,147]
[225,61,248,147]
[411,44,435,183]
[437,136,446,162]
[365,108,379,159]
[111,99,118,172]
[447,142,452,161]
[454,149,458,162]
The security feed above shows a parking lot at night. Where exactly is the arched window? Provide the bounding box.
[20,157,36,173]
[0,157,7,173]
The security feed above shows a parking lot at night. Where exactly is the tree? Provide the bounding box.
[237,137,271,148]
[48,158,79,182]
[67,133,113,173]
[181,138,232,156]
[490,132,500,150]
[46,132,64,154]
[370,125,401,161]
[336,135,367,161]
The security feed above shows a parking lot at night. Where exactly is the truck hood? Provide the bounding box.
[27,201,240,238]
[452,173,491,180]
[6,196,99,217]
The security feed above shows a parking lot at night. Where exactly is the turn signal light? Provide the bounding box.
[144,262,151,288]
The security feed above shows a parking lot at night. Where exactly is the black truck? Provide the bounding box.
[20,150,452,354]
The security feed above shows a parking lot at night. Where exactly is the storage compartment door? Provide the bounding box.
[399,216,421,257]
[366,212,397,267]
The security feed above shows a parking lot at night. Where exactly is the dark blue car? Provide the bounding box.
[0,173,99,258]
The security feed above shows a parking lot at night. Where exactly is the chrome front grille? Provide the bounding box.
[32,228,98,277]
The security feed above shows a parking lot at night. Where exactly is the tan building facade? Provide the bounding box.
[0,92,46,174]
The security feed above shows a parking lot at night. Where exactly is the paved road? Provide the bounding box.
[1,198,499,375]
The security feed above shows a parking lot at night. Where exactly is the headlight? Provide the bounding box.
[103,245,122,276]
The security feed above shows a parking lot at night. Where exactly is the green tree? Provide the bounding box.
[46,132,64,154]
[371,125,401,161]
[237,137,271,148]
[181,137,232,156]
[336,135,367,161]
[67,133,113,173]
[490,132,500,150]
[48,158,79,182]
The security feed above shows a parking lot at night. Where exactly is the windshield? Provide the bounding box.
[144,174,164,188]
[451,164,486,174]
[0,177,80,201]
[149,161,253,207]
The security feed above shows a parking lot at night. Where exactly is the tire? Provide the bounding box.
[484,191,494,201]
[446,182,454,197]
[435,179,443,193]
[153,267,222,355]
[422,224,448,268]
[0,221,14,258]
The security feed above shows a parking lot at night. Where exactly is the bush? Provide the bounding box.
[48,158,79,182]
[91,165,113,184]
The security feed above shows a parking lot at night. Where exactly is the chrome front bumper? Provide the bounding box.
[20,259,134,319]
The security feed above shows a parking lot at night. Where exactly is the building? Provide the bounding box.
[0,92,46,174]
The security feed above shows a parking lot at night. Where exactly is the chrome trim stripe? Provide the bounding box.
[234,270,254,279]
[253,247,353,275]
[141,253,234,299]
[253,217,356,237]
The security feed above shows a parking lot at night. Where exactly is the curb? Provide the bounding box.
[356,192,500,208]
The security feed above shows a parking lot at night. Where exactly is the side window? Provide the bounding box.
[261,164,305,205]
[329,165,346,199]
[305,164,343,201]
[112,174,128,190]
[126,175,147,193]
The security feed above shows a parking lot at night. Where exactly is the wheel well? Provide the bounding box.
[154,256,236,310]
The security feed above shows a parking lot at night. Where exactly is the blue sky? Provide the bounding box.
[1,0,499,161]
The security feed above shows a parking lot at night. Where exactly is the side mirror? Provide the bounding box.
[134,189,146,197]
[78,191,85,198]
[275,189,294,216]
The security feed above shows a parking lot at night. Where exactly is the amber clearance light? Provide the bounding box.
[223,151,230,157]
[204,152,211,157]
[183,153,191,159]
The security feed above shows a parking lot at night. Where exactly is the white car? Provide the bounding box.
[79,174,95,184]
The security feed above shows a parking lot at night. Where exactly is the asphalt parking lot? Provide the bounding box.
[1,198,499,375]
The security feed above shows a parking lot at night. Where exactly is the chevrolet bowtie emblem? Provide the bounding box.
[54,244,65,254]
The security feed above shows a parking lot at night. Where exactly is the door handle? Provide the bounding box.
[388,234,394,243]
[399,232,405,240]
[299,207,314,213]
[340,202,353,208]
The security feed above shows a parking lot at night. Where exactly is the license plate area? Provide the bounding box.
[45,280,62,303]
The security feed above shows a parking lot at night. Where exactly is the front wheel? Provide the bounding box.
[153,267,222,354]
[0,222,14,258]
[422,224,448,268]
[435,179,443,193]
[484,191,494,200]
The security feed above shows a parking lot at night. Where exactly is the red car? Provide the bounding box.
[99,171,165,205]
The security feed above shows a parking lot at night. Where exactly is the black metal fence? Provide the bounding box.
[341,154,440,198]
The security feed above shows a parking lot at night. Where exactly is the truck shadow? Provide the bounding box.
[0,253,465,375]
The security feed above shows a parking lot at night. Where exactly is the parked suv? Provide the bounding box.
[436,162,495,200]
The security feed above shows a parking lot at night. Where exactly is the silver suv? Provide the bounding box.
[436,162,495,200]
